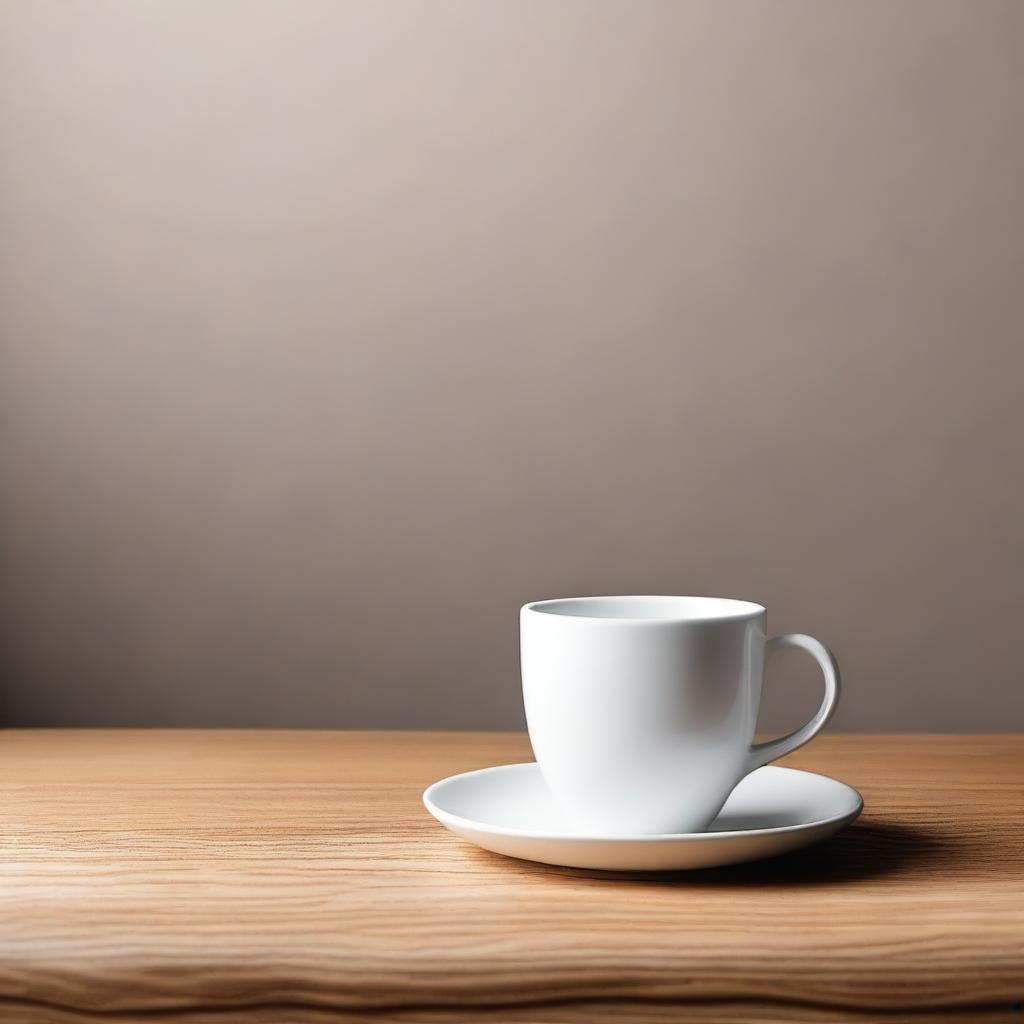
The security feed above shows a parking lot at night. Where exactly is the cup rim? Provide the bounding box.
[522,595,766,623]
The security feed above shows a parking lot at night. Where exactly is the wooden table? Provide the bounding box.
[0,731,1021,1022]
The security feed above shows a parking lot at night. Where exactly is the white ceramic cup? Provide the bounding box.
[521,595,840,835]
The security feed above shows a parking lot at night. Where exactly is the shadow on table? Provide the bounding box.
[654,821,951,886]
[488,821,956,887]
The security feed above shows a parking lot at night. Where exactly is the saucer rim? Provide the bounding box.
[423,762,863,844]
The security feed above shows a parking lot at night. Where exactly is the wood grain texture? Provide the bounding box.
[0,731,1021,1023]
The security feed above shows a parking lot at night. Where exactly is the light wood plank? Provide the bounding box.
[0,731,1021,1022]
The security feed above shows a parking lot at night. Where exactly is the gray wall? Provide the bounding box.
[1,0,1022,731]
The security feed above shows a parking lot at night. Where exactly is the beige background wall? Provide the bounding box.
[1,0,1022,731]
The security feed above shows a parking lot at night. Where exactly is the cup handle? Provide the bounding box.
[747,634,841,773]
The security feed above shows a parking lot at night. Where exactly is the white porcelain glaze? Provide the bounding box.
[521,596,840,834]
[423,762,862,871]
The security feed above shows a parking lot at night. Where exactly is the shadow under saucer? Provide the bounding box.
[518,819,957,886]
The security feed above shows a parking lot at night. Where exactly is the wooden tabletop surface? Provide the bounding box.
[0,731,1021,1023]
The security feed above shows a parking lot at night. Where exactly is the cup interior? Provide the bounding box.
[524,595,764,622]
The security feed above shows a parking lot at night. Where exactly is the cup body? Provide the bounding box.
[521,596,767,835]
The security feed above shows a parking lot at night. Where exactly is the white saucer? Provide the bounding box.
[423,763,862,871]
